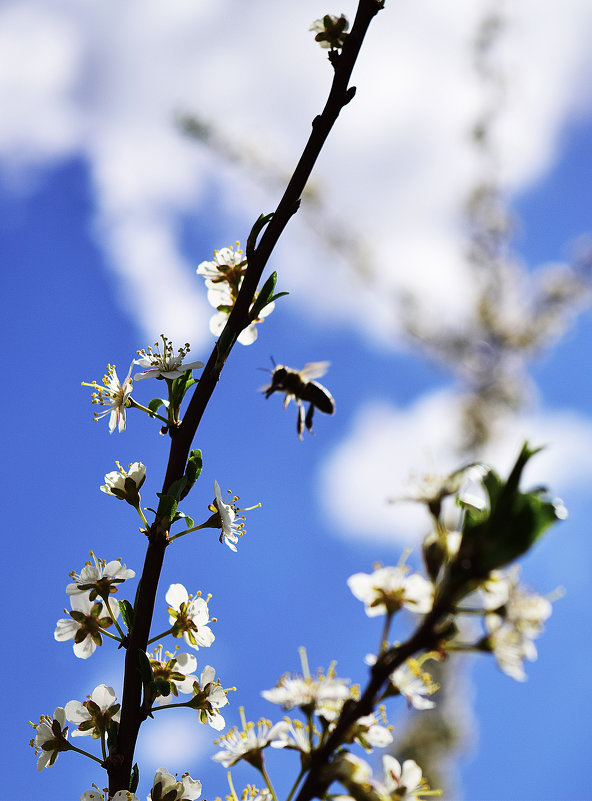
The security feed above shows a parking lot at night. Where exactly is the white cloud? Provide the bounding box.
[136,710,211,772]
[0,0,591,343]
[97,213,211,345]
[319,388,592,544]
[0,3,83,169]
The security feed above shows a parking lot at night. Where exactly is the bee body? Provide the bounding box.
[263,361,335,439]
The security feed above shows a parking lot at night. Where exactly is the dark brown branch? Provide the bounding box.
[108,1,383,793]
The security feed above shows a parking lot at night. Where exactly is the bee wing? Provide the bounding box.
[307,380,335,414]
[299,361,330,381]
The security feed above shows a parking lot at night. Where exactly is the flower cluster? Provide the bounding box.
[83,334,205,432]
[259,654,393,757]
[480,566,555,681]
[54,555,134,658]
[197,243,274,345]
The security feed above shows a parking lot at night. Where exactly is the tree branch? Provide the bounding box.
[293,592,453,801]
[108,1,383,793]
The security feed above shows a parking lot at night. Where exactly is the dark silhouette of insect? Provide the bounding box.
[262,361,335,439]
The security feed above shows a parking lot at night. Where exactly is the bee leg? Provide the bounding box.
[305,403,315,434]
[297,402,305,440]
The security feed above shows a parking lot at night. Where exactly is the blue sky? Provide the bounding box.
[2,1,592,800]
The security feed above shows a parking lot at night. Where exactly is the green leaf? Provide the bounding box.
[186,449,203,483]
[181,449,203,499]
[172,510,195,529]
[129,763,140,794]
[250,271,277,320]
[118,600,134,630]
[171,370,198,409]
[138,650,154,685]
[156,493,178,527]
[268,290,290,303]
[167,477,188,502]
[216,325,236,365]
[450,443,565,596]
[148,398,167,417]
[246,211,274,255]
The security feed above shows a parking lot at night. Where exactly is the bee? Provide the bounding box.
[263,361,335,439]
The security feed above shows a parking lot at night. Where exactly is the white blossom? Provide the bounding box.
[197,242,275,345]
[82,363,134,433]
[191,664,229,731]
[353,713,394,752]
[271,719,312,753]
[165,584,215,650]
[348,564,433,617]
[485,623,537,682]
[503,574,553,639]
[149,646,199,703]
[335,753,434,801]
[66,553,135,598]
[479,569,515,611]
[150,768,202,801]
[212,719,290,768]
[208,300,275,346]
[197,243,246,287]
[54,594,117,659]
[30,708,68,771]
[333,752,373,786]
[389,659,439,710]
[381,755,431,800]
[483,566,555,681]
[213,481,242,551]
[262,673,350,715]
[396,464,488,510]
[65,684,120,737]
[100,462,146,501]
[134,336,203,381]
